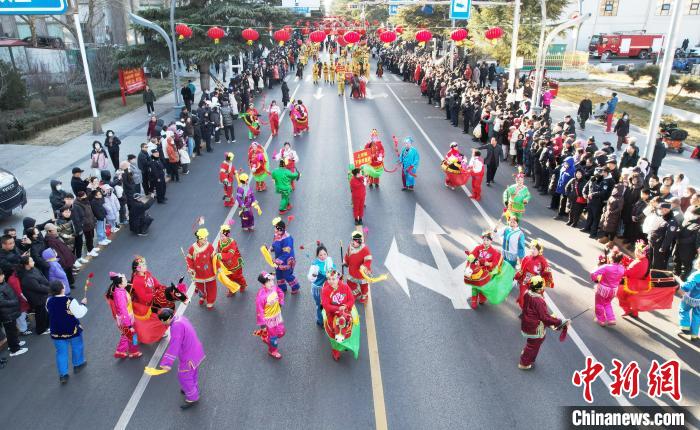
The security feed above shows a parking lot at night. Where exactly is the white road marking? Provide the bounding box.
[305,74,311,82]
[384,83,632,407]
[114,82,304,430]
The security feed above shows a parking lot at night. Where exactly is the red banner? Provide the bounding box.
[118,68,148,105]
[353,149,371,168]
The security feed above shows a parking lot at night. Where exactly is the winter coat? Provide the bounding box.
[102,185,120,222]
[601,183,626,233]
[28,236,49,276]
[221,105,237,127]
[71,176,88,196]
[565,176,588,204]
[91,150,109,170]
[76,199,96,231]
[0,282,20,323]
[41,248,70,295]
[556,157,576,195]
[143,89,157,104]
[614,118,630,137]
[619,148,639,169]
[19,266,50,307]
[90,196,106,221]
[49,180,68,215]
[677,206,700,248]
[56,216,76,248]
[578,99,593,120]
[650,139,667,169]
[45,234,76,269]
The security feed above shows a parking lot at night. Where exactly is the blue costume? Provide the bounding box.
[307,256,335,325]
[272,232,299,293]
[679,270,700,338]
[500,226,526,267]
[399,138,420,189]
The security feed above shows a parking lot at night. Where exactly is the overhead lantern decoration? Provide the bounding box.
[241,28,259,46]
[415,29,432,47]
[310,30,326,44]
[395,26,404,34]
[302,27,310,35]
[324,27,332,35]
[373,20,379,26]
[359,28,366,36]
[451,28,468,47]
[377,27,385,36]
[284,25,292,33]
[274,29,291,46]
[175,23,192,40]
[379,30,397,46]
[485,27,503,40]
[337,36,348,47]
[336,28,346,36]
[343,30,360,46]
[207,26,225,44]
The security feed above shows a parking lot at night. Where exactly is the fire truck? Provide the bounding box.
[588,33,664,61]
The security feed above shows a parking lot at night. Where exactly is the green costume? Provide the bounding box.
[271,167,300,213]
[503,184,531,220]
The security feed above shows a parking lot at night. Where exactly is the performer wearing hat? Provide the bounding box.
[678,258,700,343]
[590,249,626,327]
[235,173,261,231]
[344,231,373,304]
[399,136,420,191]
[156,308,206,409]
[241,103,261,140]
[518,276,568,370]
[216,224,247,296]
[274,142,300,190]
[255,272,286,359]
[336,60,346,96]
[270,218,299,294]
[187,228,218,309]
[307,243,335,326]
[290,100,309,137]
[503,169,531,221]
[467,232,503,309]
[513,240,554,309]
[219,152,236,208]
[105,272,141,359]
[467,149,485,201]
[495,215,526,268]
[130,256,169,343]
[349,168,367,226]
[363,130,385,188]
[618,241,650,319]
[321,268,359,361]
[271,159,300,215]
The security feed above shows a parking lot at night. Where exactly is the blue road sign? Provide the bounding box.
[449,0,471,20]
[293,7,310,14]
[389,0,400,16]
[0,0,68,15]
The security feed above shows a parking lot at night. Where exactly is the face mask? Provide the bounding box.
[56,185,62,191]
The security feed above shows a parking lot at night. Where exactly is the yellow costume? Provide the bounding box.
[322,63,329,83]
[336,63,346,96]
[312,63,320,84]
[329,63,336,84]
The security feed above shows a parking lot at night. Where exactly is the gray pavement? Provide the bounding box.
[0,62,698,430]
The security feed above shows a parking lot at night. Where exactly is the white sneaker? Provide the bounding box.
[10,348,28,357]
[112,227,120,233]
[19,341,26,347]
[79,258,89,264]
[73,261,83,268]
[98,240,110,246]
[88,250,99,257]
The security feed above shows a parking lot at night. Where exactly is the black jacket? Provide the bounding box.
[619,149,639,169]
[480,143,500,166]
[19,266,50,307]
[0,248,22,274]
[137,150,151,175]
[49,180,68,215]
[651,139,667,168]
[76,199,96,231]
[0,282,20,323]
[649,213,679,253]
[71,176,88,196]
[677,207,700,247]
[104,136,121,154]
[90,197,106,221]
[583,175,614,203]
[578,99,593,119]
[614,118,630,137]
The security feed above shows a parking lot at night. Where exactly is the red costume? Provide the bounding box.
[269,104,280,136]
[131,270,168,344]
[217,236,247,294]
[364,140,385,186]
[290,104,309,136]
[321,279,356,360]
[350,175,366,223]
[520,289,563,368]
[467,156,484,201]
[344,243,372,303]
[467,244,502,308]
[219,158,236,207]
[187,241,217,308]
[617,256,649,317]
[514,255,554,308]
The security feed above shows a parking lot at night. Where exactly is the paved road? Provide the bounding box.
[0,63,698,430]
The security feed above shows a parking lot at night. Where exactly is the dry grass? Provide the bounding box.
[13,79,173,146]
[556,84,699,147]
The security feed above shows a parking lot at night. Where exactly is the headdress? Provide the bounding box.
[403,136,414,145]
[450,142,458,148]
[195,227,209,240]
[514,166,525,181]
[530,239,543,253]
[225,152,234,161]
[370,129,379,138]
[634,240,649,255]
[257,271,274,284]
[238,173,249,183]
[272,217,286,231]
[352,230,364,241]
[528,275,545,291]
[481,231,493,241]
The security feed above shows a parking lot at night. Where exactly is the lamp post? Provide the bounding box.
[70,0,101,134]
[507,0,521,91]
[170,0,180,94]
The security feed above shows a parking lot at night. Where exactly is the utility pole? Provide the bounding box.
[531,0,547,113]
[507,0,521,91]
[644,0,686,159]
[70,0,101,134]
[169,0,181,105]
[450,19,455,70]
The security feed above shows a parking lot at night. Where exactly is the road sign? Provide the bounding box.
[389,0,400,16]
[0,0,68,15]
[294,7,310,14]
[449,0,471,20]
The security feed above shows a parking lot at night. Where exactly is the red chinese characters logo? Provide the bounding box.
[572,357,605,403]
[647,359,681,402]
[609,359,640,399]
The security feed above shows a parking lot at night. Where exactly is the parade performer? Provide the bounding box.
[130,256,169,343]
[678,258,700,343]
[148,309,205,409]
[255,272,286,359]
[312,61,320,84]
[105,272,141,359]
[235,173,261,231]
[290,100,309,137]
[219,152,236,208]
[186,228,218,310]
[362,129,385,188]
[441,142,469,190]
[274,141,300,190]
[349,168,367,226]
[503,169,531,221]
[215,224,247,296]
[495,215,526,267]
[514,240,554,309]
[336,60,346,96]
[467,149,485,201]
[466,232,503,309]
[269,218,299,294]
[590,250,625,327]
[307,243,335,326]
[322,268,360,361]
[399,136,420,191]
[350,74,361,99]
[329,61,336,84]
[241,104,261,140]
[248,141,269,192]
[518,276,569,370]
[344,231,373,304]
[267,100,281,137]
[322,62,329,83]
[271,159,300,214]
[618,241,650,318]
[359,75,367,98]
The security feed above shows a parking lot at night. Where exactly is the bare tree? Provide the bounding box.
[46,0,106,45]
[17,16,38,47]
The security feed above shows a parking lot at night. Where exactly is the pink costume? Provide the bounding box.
[590,263,625,325]
[108,287,140,357]
[159,316,205,403]
[255,285,286,355]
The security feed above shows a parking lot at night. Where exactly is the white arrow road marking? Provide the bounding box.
[313,86,323,100]
[366,87,388,100]
[384,237,440,298]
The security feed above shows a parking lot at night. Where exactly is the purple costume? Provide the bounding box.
[236,184,257,230]
[159,316,205,402]
[590,263,625,325]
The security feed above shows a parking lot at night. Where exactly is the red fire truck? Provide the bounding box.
[589,33,664,61]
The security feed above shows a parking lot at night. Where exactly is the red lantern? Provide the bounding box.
[415,29,432,44]
[274,29,291,46]
[175,23,192,40]
[284,25,292,33]
[359,28,366,36]
[241,28,259,46]
[337,36,348,47]
[343,31,360,45]
[450,28,468,42]
[373,20,379,26]
[302,27,310,35]
[395,26,404,34]
[310,30,326,44]
[377,27,385,36]
[379,31,396,44]
[485,27,503,40]
[337,28,346,36]
[207,26,225,44]
[324,27,331,35]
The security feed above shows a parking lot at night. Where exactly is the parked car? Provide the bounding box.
[0,168,27,218]
[21,35,64,49]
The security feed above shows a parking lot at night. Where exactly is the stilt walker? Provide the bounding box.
[467,149,485,201]
[248,141,269,192]
[219,152,236,208]
[398,136,420,191]
[215,224,247,296]
[187,228,218,310]
[289,100,309,137]
[105,273,141,358]
[255,272,286,359]
[514,240,554,309]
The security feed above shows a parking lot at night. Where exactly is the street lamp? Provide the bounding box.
[70,0,101,134]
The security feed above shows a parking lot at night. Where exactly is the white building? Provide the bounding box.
[561,0,700,52]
